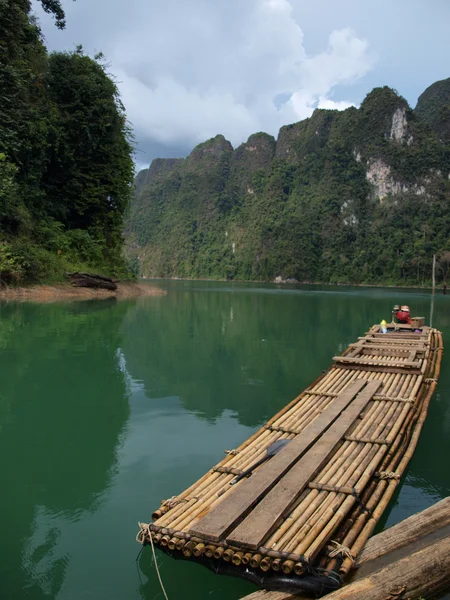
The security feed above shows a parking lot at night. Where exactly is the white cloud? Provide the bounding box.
[317,98,355,111]
[34,0,375,158]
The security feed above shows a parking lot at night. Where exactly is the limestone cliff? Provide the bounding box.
[127,81,450,285]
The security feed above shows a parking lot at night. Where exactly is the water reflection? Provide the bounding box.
[120,285,448,428]
[0,301,130,599]
[0,282,449,600]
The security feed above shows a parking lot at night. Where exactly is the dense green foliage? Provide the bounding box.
[415,78,450,143]
[0,0,134,284]
[128,84,450,286]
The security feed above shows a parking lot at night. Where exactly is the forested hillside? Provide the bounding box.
[0,0,134,284]
[128,80,450,286]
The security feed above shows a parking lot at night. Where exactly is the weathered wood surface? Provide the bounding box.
[356,337,427,344]
[190,380,367,543]
[66,272,118,291]
[333,356,420,368]
[371,324,429,332]
[240,497,450,600]
[334,364,422,375]
[362,333,428,340]
[241,592,300,600]
[318,534,450,600]
[352,338,426,347]
[356,496,450,569]
[227,381,382,550]
[359,347,424,357]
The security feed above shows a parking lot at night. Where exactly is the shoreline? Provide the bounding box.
[0,281,166,303]
[0,277,444,302]
[141,275,443,292]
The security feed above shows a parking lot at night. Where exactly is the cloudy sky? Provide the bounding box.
[33,0,450,171]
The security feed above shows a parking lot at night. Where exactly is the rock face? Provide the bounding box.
[127,81,450,285]
[366,158,403,199]
[233,133,276,173]
[134,168,150,195]
[390,107,409,142]
[276,109,335,161]
[148,158,184,179]
[365,158,428,201]
[186,134,233,172]
[135,159,184,194]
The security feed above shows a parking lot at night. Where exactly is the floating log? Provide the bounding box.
[66,272,117,290]
[240,497,450,600]
[136,324,443,597]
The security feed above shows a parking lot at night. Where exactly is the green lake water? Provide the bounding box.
[1,281,449,600]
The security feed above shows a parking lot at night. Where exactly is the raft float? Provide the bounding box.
[137,319,443,597]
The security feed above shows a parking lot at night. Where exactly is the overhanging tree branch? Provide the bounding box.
[39,0,74,29]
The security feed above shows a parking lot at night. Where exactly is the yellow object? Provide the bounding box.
[381,320,387,326]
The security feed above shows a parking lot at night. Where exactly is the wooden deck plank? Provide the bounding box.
[408,349,418,362]
[359,348,424,358]
[351,341,426,350]
[333,356,420,367]
[357,497,450,570]
[239,498,450,600]
[334,364,422,375]
[189,380,368,543]
[356,339,427,348]
[371,324,429,332]
[364,333,428,340]
[226,380,382,550]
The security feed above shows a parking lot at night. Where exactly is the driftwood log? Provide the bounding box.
[66,272,117,291]
[241,497,450,600]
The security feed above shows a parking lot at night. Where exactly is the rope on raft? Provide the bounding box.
[136,523,170,600]
[328,541,355,563]
[378,471,401,481]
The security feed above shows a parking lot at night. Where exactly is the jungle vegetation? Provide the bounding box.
[0,0,134,285]
[128,81,450,287]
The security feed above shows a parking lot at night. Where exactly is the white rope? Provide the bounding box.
[378,471,400,481]
[148,526,170,600]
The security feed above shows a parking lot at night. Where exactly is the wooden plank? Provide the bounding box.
[357,497,450,568]
[351,341,426,350]
[333,356,420,367]
[189,380,368,543]
[356,334,426,341]
[240,592,297,600]
[226,380,382,550]
[372,324,429,332]
[239,498,450,600]
[365,333,428,340]
[334,364,422,375]
[242,532,450,600]
[308,533,450,600]
[408,349,418,362]
[348,347,362,358]
[359,348,421,357]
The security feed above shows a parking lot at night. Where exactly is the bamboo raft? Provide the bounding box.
[137,322,443,597]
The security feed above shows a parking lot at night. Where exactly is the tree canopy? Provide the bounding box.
[39,0,67,29]
[0,0,134,284]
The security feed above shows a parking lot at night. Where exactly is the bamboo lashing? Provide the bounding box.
[137,324,442,585]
